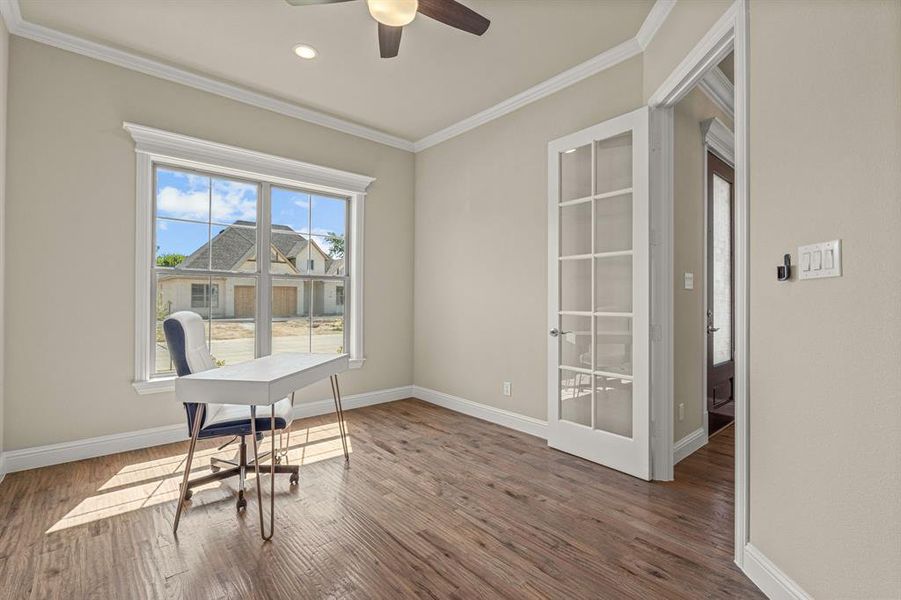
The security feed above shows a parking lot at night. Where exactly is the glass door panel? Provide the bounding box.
[595,133,632,194]
[594,193,632,253]
[595,316,632,376]
[594,255,632,313]
[560,369,592,426]
[712,173,732,365]
[560,144,592,202]
[594,376,633,438]
[560,315,591,370]
[560,201,592,256]
[560,259,592,312]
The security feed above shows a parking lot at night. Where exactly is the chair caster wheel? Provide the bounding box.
[236,494,247,511]
[183,488,193,501]
[289,472,299,485]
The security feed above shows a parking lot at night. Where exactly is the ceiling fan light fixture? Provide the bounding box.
[366,0,418,27]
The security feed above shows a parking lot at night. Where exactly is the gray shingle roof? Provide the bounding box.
[178,221,338,273]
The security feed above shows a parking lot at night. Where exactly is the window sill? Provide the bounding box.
[133,357,364,396]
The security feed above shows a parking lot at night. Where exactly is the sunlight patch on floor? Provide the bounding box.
[46,422,351,534]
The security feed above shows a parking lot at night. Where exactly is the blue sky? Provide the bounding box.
[155,168,346,261]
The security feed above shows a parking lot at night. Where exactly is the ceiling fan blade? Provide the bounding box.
[416,0,490,36]
[284,0,354,6]
[378,23,403,58]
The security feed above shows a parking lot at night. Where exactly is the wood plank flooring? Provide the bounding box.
[0,399,761,599]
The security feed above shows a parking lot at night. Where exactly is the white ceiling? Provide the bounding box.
[20,0,654,141]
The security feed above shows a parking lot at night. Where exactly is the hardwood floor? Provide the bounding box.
[0,400,761,599]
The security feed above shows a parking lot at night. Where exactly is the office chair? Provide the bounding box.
[163,311,299,531]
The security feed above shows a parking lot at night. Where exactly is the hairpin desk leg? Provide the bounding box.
[173,403,205,535]
[330,375,350,464]
[249,405,276,541]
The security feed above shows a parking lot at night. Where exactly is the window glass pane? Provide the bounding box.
[309,235,342,275]
[272,279,311,354]
[560,144,591,201]
[560,369,591,426]
[312,280,345,353]
[560,201,591,257]
[271,187,310,234]
[595,133,632,195]
[712,174,732,364]
[594,376,632,438]
[156,219,209,269]
[311,195,347,239]
[155,168,210,223]
[211,177,258,226]
[155,272,212,375]
[271,225,311,275]
[559,315,591,370]
[210,278,256,367]
[211,222,257,273]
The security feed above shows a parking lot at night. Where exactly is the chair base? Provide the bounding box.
[179,434,298,511]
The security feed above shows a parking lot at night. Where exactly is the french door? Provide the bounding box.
[547,107,650,480]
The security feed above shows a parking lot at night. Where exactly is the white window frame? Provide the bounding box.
[127,123,373,394]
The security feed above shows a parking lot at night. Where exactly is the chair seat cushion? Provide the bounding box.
[200,397,294,437]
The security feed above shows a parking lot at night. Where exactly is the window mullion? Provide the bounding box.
[259,182,273,357]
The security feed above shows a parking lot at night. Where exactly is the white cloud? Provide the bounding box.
[157,180,257,224]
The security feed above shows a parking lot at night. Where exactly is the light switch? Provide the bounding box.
[798,240,842,280]
[683,272,694,290]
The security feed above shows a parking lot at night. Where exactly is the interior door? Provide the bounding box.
[547,107,650,480]
[706,152,735,434]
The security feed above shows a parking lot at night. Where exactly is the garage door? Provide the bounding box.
[234,286,255,318]
[273,286,298,318]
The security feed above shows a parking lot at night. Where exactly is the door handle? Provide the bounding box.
[707,325,720,333]
[549,328,572,337]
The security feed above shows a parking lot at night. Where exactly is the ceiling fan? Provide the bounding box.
[286,0,490,58]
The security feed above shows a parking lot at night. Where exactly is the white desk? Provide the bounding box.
[174,352,350,540]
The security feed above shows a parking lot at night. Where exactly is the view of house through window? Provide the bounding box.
[153,166,348,376]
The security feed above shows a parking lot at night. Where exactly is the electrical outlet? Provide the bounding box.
[503,381,512,397]
[678,403,684,421]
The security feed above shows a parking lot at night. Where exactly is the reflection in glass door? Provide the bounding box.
[548,108,649,480]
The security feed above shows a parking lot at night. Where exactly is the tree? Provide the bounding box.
[156,253,186,267]
[325,232,344,258]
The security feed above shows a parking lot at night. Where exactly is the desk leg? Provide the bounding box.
[249,405,276,541]
[330,375,350,464]
[173,403,205,535]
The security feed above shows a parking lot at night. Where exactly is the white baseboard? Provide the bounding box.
[412,385,548,439]
[673,427,707,464]
[0,452,6,485]
[2,385,413,474]
[742,543,813,600]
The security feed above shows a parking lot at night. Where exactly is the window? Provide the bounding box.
[191,283,219,309]
[128,123,372,392]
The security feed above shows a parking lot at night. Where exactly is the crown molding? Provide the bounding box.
[2,0,677,155]
[701,116,734,165]
[413,37,643,152]
[697,66,734,119]
[0,0,415,152]
[636,0,677,49]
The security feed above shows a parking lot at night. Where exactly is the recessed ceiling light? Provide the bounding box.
[293,44,318,60]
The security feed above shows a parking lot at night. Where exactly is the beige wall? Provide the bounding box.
[414,57,643,421]
[749,1,901,597]
[4,38,415,450]
[0,19,7,464]
[642,0,734,101]
[672,87,732,443]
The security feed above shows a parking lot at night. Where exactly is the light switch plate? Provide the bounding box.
[683,272,694,290]
[798,239,841,280]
